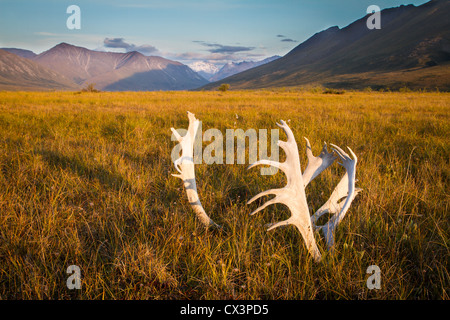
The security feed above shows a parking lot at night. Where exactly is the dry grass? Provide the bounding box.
[0,90,448,299]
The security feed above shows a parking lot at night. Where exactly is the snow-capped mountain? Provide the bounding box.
[209,55,281,82]
[189,56,281,82]
[188,61,220,81]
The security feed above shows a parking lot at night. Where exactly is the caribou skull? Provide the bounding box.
[171,112,221,229]
[248,120,360,262]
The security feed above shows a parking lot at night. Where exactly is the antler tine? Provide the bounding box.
[276,120,295,143]
[304,137,313,157]
[330,144,357,166]
[171,127,183,142]
[247,188,283,205]
[247,159,288,172]
[171,111,221,229]
[248,120,322,262]
[302,137,337,187]
[267,218,292,231]
[249,196,283,216]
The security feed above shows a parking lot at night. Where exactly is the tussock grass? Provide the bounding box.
[0,90,448,299]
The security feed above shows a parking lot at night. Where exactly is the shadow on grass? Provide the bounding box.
[38,149,130,191]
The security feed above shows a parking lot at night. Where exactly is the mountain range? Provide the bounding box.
[36,43,208,91]
[188,61,220,80]
[0,49,78,91]
[202,0,450,91]
[1,0,449,91]
[1,48,37,59]
[189,56,280,82]
[208,56,281,82]
[0,43,209,91]
[0,43,279,91]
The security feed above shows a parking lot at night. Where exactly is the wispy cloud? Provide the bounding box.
[195,41,255,54]
[281,38,297,42]
[276,34,297,42]
[35,32,60,37]
[103,38,158,55]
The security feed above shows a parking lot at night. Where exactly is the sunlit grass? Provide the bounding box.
[0,90,448,299]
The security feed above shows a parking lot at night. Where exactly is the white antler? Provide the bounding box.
[171,112,221,229]
[302,138,336,187]
[312,144,360,248]
[247,120,322,262]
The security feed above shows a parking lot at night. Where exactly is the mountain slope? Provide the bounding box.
[0,49,79,91]
[32,43,208,91]
[202,0,450,91]
[0,48,37,59]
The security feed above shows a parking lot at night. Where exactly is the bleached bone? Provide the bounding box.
[247,120,322,262]
[312,145,359,248]
[171,112,221,229]
[302,137,337,187]
[311,176,362,226]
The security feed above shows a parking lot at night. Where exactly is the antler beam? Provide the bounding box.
[312,145,360,248]
[171,112,221,229]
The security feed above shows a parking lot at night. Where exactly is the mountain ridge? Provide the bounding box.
[28,42,208,91]
[0,48,37,59]
[12,42,207,91]
[0,49,79,91]
[201,0,450,91]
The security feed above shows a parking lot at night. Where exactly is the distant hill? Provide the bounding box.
[0,48,37,59]
[209,56,281,82]
[201,0,450,91]
[31,43,208,91]
[0,49,79,91]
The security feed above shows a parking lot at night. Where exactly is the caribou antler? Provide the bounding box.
[302,138,336,187]
[247,120,361,261]
[247,120,322,262]
[171,112,221,229]
[312,145,360,248]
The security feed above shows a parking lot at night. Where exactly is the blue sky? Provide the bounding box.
[0,0,428,67]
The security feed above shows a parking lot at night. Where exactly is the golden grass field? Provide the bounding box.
[0,89,448,299]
